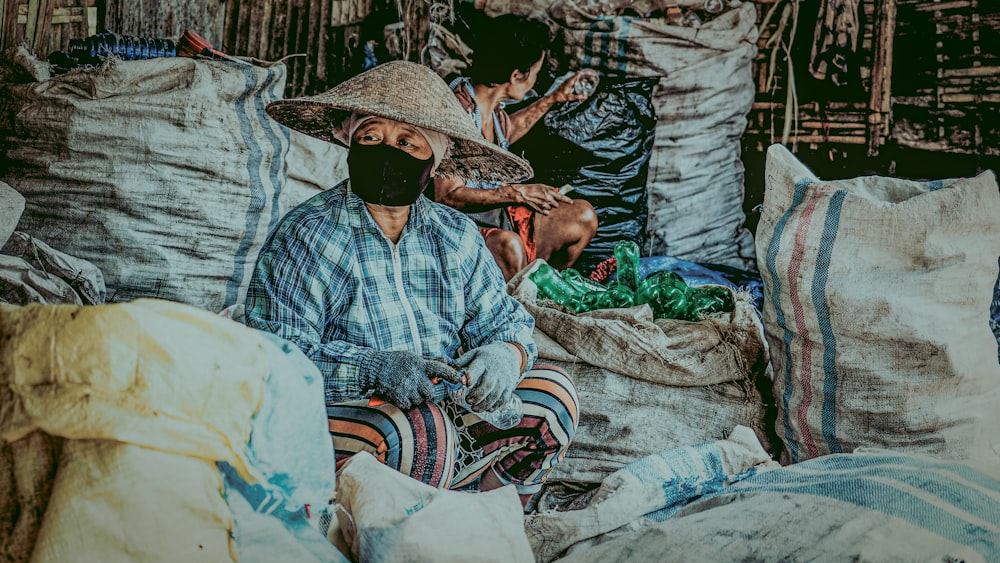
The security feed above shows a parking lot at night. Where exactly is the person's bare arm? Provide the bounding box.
[506,71,591,144]
[434,176,574,216]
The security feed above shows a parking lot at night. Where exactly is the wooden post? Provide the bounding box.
[25,0,54,57]
[0,0,22,52]
[867,0,896,157]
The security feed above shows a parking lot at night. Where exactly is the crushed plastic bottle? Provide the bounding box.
[636,270,689,319]
[686,285,735,318]
[530,262,585,309]
[572,69,601,97]
[613,240,642,291]
[529,241,735,321]
[432,375,523,430]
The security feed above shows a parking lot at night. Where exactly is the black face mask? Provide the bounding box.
[347,143,434,206]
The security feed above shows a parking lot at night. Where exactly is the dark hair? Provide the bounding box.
[465,15,550,86]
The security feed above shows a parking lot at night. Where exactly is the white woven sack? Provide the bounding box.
[541,359,770,484]
[756,144,1000,465]
[0,48,289,312]
[549,1,758,268]
[509,260,768,388]
[559,450,1000,563]
[279,130,348,217]
[526,426,777,563]
[335,451,534,563]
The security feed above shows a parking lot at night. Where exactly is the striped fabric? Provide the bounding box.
[757,144,1000,466]
[561,450,1000,562]
[327,365,578,496]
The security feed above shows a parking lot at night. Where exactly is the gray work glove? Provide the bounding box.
[358,350,462,409]
[454,342,522,412]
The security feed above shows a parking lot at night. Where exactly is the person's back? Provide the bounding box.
[432,14,599,281]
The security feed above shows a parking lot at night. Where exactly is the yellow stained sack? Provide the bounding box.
[0,298,270,482]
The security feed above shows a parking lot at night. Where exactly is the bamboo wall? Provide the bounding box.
[747,0,998,157]
[4,1,996,153]
[1,0,93,57]
[745,0,890,154]
[892,0,999,157]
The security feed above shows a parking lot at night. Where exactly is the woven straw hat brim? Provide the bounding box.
[266,61,533,184]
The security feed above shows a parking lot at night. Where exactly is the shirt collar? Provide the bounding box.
[344,180,435,236]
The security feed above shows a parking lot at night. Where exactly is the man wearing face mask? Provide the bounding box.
[244,61,579,509]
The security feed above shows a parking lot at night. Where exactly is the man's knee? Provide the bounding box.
[572,199,598,239]
[486,230,528,272]
[515,365,580,443]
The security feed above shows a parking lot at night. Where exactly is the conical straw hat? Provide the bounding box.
[266,60,533,184]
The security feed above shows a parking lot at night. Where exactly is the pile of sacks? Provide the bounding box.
[0,181,104,306]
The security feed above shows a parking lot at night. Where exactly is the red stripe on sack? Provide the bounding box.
[788,185,831,459]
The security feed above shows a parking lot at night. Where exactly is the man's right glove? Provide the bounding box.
[453,342,522,412]
[358,350,462,410]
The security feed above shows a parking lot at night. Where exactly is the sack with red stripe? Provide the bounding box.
[756,144,1000,466]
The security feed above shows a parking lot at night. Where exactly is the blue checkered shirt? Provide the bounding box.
[244,180,537,405]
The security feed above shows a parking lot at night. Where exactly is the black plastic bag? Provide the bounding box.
[510,76,658,275]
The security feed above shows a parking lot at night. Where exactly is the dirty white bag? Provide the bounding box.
[31,440,235,563]
[336,451,534,563]
[757,144,1000,465]
[526,426,777,562]
[550,1,759,268]
[0,298,270,481]
[509,260,767,387]
[0,47,288,311]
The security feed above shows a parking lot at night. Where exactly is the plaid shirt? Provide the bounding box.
[244,181,537,405]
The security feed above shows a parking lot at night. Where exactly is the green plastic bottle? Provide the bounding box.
[529,263,580,305]
[686,285,735,319]
[636,270,690,319]
[561,268,607,294]
[594,284,636,309]
[613,240,642,291]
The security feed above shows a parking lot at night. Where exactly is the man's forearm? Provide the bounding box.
[434,181,522,212]
[507,95,557,144]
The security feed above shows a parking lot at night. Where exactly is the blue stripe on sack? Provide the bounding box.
[813,189,847,454]
[226,61,268,306]
[583,22,595,68]
[764,178,813,463]
[261,65,289,232]
[724,456,1000,557]
[616,17,631,72]
[623,442,766,522]
[808,452,1000,496]
[585,19,614,71]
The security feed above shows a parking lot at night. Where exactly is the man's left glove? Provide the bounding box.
[358,350,462,409]
[454,342,522,412]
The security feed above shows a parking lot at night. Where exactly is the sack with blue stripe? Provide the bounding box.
[756,144,1000,466]
[0,46,289,313]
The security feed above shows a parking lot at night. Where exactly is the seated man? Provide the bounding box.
[244,61,579,509]
[433,15,599,281]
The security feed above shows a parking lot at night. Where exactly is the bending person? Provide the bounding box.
[433,15,599,281]
[245,61,579,508]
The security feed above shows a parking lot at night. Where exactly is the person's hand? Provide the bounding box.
[549,70,598,103]
[454,342,522,412]
[513,183,574,215]
[358,350,463,409]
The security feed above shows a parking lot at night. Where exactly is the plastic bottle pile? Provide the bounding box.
[529,241,735,321]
